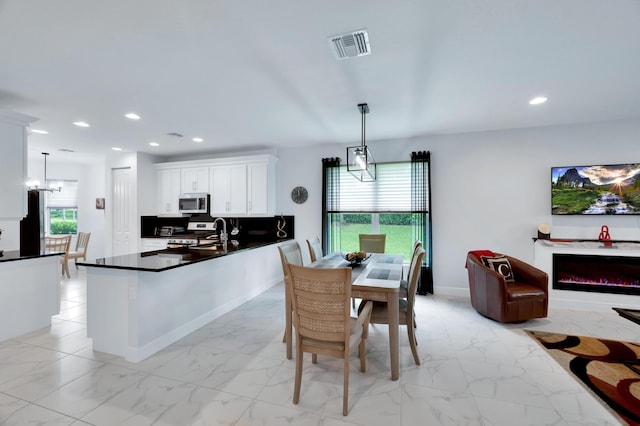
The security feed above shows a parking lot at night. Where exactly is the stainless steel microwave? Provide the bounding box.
[178,193,209,214]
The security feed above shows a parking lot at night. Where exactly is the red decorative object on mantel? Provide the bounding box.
[598,225,613,247]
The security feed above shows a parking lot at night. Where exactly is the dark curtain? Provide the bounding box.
[411,151,433,294]
[321,157,341,255]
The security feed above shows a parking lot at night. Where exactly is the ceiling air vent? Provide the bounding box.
[328,29,371,60]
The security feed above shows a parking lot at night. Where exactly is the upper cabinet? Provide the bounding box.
[247,162,270,215]
[181,167,209,194]
[157,168,181,215]
[0,110,38,220]
[210,164,247,216]
[154,154,277,217]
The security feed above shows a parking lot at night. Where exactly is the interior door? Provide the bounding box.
[112,167,132,255]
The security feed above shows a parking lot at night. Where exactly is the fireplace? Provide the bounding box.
[553,253,640,296]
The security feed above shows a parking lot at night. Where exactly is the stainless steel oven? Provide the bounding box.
[178,193,209,214]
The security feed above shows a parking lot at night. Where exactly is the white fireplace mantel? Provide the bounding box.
[533,239,640,312]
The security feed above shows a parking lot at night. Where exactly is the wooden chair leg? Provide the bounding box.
[293,341,303,404]
[343,357,349,416]
[408,323,420,365]
[359,340,366,372]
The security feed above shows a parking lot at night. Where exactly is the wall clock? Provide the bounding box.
[291,186,308,204]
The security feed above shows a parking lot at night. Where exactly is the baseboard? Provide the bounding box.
[124,277,280,362]
[431,285,470,299]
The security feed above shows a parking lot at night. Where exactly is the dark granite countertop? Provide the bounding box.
[77,238,290,272]
[0,250,64,263]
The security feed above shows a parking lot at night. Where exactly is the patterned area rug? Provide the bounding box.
[527,330,640,426]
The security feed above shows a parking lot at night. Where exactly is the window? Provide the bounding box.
[46,180,78,235]
[322,153,433,294]
[325,162,414,260]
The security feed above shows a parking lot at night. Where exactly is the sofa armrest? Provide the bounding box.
[467,253,509,300]
[507,256,548,293]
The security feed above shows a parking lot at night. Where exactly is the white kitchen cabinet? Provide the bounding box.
[181,167,209,194]
[154,154,277,217]
[0,111,38,220]
[157,168,181,215]
[247,162,269,215]
[210,164,247,215]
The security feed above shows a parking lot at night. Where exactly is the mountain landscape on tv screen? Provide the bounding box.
[551,164,640,215]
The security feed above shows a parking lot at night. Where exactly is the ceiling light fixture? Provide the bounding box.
[125,113,141,120]
[26,152,62,192]
[149,142,159,147]
[112,147,122,151]
[73,121,90,127]
[529,96,548,105]
[192,137,203,143]
[346,103,376,182]
[31,129,48,134]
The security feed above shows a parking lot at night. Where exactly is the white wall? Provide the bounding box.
[276,118,640,296]
[41,158,107,258]
[0,157,107,257]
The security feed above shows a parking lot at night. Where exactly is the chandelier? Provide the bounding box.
[346,103,376,181]
[26,152,63,192]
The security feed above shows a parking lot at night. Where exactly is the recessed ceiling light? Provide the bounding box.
[149,142,159,147]
[529,96,548,105]
[112,147,122,151]
[125,113,141,120]
[192,137,204,143]
[31,129,49,134]
[73,121,90,127]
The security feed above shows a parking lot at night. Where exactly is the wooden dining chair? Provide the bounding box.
[400,240,422,298]
[359,247,425,366]
[45,235,72,278]
[277,241,304,360]
[359,234,386,253]
[306,236,323,263]
[288,263,373,416]
[67,231,91,270]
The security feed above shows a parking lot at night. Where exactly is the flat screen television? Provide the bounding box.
[551,163,640,215]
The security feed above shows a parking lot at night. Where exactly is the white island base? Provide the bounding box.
[0,254,60,342]
[86,244,281,362]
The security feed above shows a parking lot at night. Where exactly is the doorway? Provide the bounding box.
[112,167,131,255]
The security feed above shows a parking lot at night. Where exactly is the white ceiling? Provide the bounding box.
[1,0,639,164]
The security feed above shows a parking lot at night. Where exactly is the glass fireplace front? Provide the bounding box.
[553,253,640,296]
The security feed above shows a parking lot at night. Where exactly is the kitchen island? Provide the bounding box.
[78,239,288,362]
[0,250,62,342]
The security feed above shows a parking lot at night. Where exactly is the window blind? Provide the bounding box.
[334,162,411,212]
[46,180,78,208]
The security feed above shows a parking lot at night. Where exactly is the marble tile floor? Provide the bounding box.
[0,269,638,425]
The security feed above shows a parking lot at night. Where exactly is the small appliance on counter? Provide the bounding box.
[156,226,186,237]
[178,193,209,214]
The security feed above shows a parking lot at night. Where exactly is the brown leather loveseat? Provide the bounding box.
[466,251,548,323]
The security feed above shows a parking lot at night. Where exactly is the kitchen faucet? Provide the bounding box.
[212,217,228,242]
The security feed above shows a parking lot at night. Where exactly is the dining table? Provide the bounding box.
[285,252,405,381]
